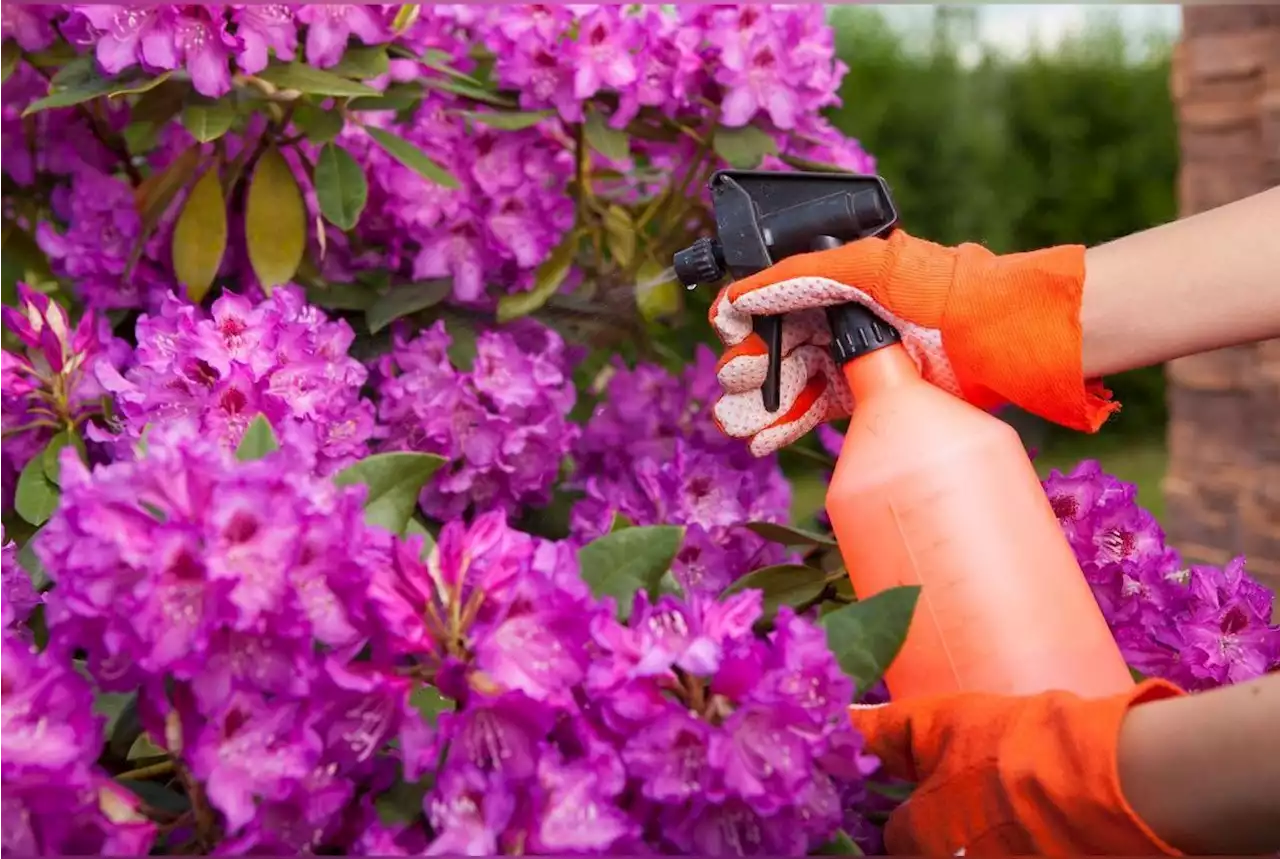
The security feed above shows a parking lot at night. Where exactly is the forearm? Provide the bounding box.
[1081,185,1280,378]
[1116,673,1280,854]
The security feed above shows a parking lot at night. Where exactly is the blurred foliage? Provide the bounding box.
[827,7,1178,441]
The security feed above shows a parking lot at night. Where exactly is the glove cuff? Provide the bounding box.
[943,243,1120,433]
[986,678,1187,855]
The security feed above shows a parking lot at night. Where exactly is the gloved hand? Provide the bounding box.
[848,679,1185,857]
[708,230,1119,456]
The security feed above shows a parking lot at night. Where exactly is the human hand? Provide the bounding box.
[708,230,1116,456]
[847,680,1184,856]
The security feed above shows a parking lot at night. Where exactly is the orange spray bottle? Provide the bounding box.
[674,170,1133,700]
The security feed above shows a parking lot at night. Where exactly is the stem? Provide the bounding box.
[176,762,218,850]
[2,419,59,438]
[573,120,591,213]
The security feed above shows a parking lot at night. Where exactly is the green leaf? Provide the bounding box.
[129,78,190,125]
[314,144,368,231]
[21,60,131,115]
[107,695,143,760]
[120,781,190,816]
[578,525,686,620]
[867,780,916,803]
[634,258,683,323]
[41,429,86,486]
[365,279,451,334]
[496,231,578,322]
[122,121,160,156]
[409,684,452,728]
[403,518,436,559]
[609,512,633,533]
[2,225,55,297]
[292,103,345,144]
[815,830,864,855]
[347,82,423,114]
[461,109,554,131]
[584,108,631,163]
[172,164,228,303]
[1129,665,1147,683]
[603,205,636,267]
[334,452,447,535]
[713,124,779,169]
[18,536,50,591]
[235,414,280,462]
[743,521,837,548]
[375,773,431,826]
[23,42,77,69]
[819,586,921,695]
[305,280,377,312]
[443,314,478,371]
[245,146,306,292]
[657,569,683,598]
[423,76,515,108]
[721,564,831,620]
[15,453,59,527]
[364,126,458,189]
[127,732,167,761]
[329,46,390,80]
[108,71,174,98]
[255,62,379,98]
[130,148,204,276]
[1,41,20,85]
[134,147,202,230]
[417,49,486,87]
[94,689,136,744]
[181,97,236,143]
[49,55,95,88]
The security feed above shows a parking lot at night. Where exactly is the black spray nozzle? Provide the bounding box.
[674,170,901,413]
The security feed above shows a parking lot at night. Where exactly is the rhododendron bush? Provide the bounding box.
[2,5,1277,856]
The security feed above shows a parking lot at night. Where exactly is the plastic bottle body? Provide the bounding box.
[825,344,1135,700]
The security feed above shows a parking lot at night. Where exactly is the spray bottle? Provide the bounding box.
[674,170,1134,700]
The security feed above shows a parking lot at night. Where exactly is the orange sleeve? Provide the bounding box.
[855,679,1187,856]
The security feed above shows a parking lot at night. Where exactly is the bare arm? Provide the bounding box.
[1081,186,1280,378]
[1117,672,1280,854]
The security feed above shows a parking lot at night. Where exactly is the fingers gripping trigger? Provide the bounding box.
[716,308,829,394]
[713,345,849,457]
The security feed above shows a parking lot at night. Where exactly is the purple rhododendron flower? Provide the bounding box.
[1042,461,1280,689]
[6,7,1275,855]
[571,347,793,594]
[373,320,580,520]
[34,424,433,847]
[37,167,173,311]
[1,628,158,855]
[92,286,375,474]
[1,527,41,629]
[230,4,297,75]
[1,284,130,500]
[296,5,390,68]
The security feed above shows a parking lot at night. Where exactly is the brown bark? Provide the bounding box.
[1167,6,1280,591]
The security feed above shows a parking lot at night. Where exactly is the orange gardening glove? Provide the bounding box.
[709,230,1119,456]
[849,679,1186,856]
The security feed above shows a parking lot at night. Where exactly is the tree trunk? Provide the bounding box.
[1165,6,1280,591]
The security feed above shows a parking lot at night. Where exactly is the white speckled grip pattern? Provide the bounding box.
[711,276,958,457]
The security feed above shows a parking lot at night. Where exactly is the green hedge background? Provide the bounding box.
[813,7,1178,517]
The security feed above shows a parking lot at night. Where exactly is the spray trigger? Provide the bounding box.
[673,170,900,413]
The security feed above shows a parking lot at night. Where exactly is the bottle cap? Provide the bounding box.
[827,303,902,366]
